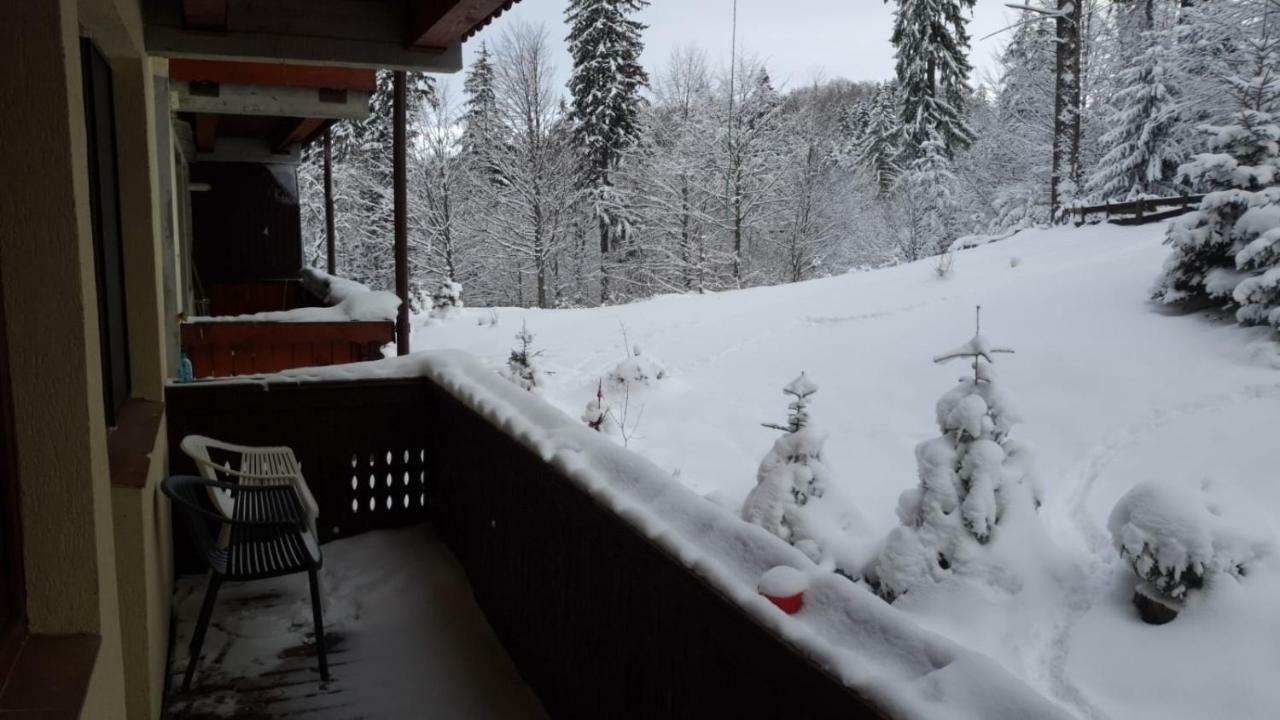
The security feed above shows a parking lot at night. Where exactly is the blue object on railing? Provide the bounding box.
[178,349,195,383]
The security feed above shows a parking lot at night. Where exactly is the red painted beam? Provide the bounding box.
[181,0,228,32]
[194,113,218,152]
[409,0,515,51]
[169,60,377,93]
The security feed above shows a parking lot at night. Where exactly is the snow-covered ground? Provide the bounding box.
[169,526,545,719]
[410,222,1280,720]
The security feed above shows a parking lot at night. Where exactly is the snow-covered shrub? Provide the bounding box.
[501,323,543,391]
[1108,481,1272,607]
[606,343,665,391]
[742,374,827,544]
[429,279,464,320]
[933,251,955,279]
[1153,110,1280,331]
[868,314,1042,602]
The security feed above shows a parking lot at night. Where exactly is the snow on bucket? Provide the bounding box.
[758,566,809,615]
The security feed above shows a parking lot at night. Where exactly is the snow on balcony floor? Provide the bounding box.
[164,525,546,719]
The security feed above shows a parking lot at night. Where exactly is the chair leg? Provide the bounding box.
[308,568,330,682]
[184,574,222,692]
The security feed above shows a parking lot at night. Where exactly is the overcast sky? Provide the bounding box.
[461,0,1020,94]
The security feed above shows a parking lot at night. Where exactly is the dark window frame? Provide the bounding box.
[0,248,27,676]
[81,38,131,427]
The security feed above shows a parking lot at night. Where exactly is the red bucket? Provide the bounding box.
[762,591,804,615]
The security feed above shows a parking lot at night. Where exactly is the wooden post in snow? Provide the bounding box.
[323,126,336,274]
[393,70,410,356]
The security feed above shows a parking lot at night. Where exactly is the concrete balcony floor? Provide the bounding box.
[164,525,546,719]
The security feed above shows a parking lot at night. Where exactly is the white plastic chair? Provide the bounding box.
[179,434,320,536]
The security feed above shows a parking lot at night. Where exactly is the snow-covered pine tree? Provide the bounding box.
[894,134,961,259]
[888,0,978,157]
[1087,29,1183,201]
[858,82,904,197]
[1153,66,1280,320]
[982,18,1055,230]
[566,0,650,300]
[502,322,543,391]
[869,309,1041,601]
[460,42,500,163]
[742,373,831,551]
[428,279,464,320]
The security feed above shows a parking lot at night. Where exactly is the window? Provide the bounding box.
[0,254,25,657]
[80,38,131,426]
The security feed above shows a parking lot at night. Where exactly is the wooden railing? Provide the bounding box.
[165,376,886,718]
[1072,194,1205,226]
[180,320,394,378]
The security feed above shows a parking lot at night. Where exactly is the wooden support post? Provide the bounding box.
[323,128,336,274]
[393,70,410,356]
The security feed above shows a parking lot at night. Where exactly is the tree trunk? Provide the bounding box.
[1050,0,1083,217]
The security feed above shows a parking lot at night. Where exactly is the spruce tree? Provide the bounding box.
[859,82,904,196]
[1088,31,1183,201]
[896,134,960,256]
[742,374,831,549]
[566,0,651,265]
[870,309,1041,602]
[460,43,499,163]
[887,0,978,157]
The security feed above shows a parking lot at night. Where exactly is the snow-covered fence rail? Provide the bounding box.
[1071,194,1205,226]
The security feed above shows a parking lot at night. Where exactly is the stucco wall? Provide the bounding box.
[0,0,128,717]
[111,427,173,720]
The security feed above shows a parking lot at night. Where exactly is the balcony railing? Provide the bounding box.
[165,372,886,718]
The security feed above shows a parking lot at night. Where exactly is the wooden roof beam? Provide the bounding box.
[409,0,513,51]
[169,60,377,93]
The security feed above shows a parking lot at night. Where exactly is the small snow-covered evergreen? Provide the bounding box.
[1109,481,1272,607]
[502,322,543,391]
[606,343,665,391]
[428,279,464,320]
[742,374,829,549]
[869,310,1041,602]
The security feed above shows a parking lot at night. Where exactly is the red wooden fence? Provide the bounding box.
[180,320,394,378]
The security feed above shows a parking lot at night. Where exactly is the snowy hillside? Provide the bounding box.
[410,222,1280,720]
